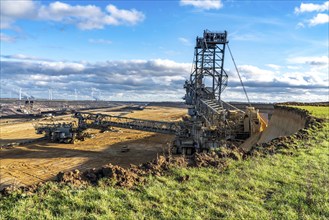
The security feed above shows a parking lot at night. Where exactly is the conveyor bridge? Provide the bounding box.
[74,112,180,135]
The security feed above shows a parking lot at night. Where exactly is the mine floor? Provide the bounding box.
[0,106,186,190]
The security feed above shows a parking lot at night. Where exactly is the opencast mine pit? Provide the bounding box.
[0,102,311,190]
[0,103,186,190]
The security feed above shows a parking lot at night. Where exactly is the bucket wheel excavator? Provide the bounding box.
[172,30,267,154]
[34,30,267,154]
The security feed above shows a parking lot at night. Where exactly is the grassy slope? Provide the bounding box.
[1,106,329,220]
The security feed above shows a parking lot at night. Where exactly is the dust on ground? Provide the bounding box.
[0,106,187,190]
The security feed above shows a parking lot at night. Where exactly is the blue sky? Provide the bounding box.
[1,0,328,102]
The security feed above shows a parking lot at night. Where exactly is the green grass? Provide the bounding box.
[292,105,329,119]
[1,106,329,219]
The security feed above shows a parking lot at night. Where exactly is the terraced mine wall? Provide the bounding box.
[258,106,307,143]
[241,105,311,152]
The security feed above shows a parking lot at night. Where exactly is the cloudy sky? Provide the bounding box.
[1,0,328,102]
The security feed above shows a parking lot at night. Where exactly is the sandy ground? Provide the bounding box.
[0,106,187,189]
[0,120,43,145]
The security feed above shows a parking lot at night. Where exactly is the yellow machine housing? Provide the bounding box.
[244,107,267,135]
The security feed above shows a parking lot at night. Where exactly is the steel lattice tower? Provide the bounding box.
[189,30,228,104]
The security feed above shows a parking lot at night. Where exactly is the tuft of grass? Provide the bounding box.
[1,106,328,219]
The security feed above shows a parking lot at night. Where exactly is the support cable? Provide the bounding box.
[227,43,251,107]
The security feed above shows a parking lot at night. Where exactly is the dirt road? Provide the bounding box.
[0,106,186,189]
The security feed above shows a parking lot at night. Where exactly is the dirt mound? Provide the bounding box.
[54,155,182,189]
[53,152,229,188]
[1,150,242,195]
[190,146,243,168]
[57,164,142,188]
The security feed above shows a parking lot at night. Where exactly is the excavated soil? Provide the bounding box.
[2,147,243,195]
[0,106,186,190]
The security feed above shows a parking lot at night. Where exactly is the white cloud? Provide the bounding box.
[278,71,325,87]
[1,55,328,102]
[0,33,16,42]
[287,66,301,70]
[237,65,275,82]
[106,4,145,25]
[231,63,328,91]
[294,1,329,27]
[178,37,192,46]
[6,54,39,60]
[149,59,190,72]
[308,13,329,26]
[0,0,37,29]
[287,56,329,66]
[1,53,53,61]
[296,22,305,29]
[295,1,329,14]
[152,75,186,86]
[0,0,37,17]
[38,2,145,30]
[266,64,281,70]
[39,61,86,71]
[1,1,145,30]
[89,38,112,44]
[180,0,223,10]
[38,2,103,21]
[0,57,193,101]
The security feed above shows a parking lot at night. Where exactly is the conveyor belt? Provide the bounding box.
[74,112,180,134]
